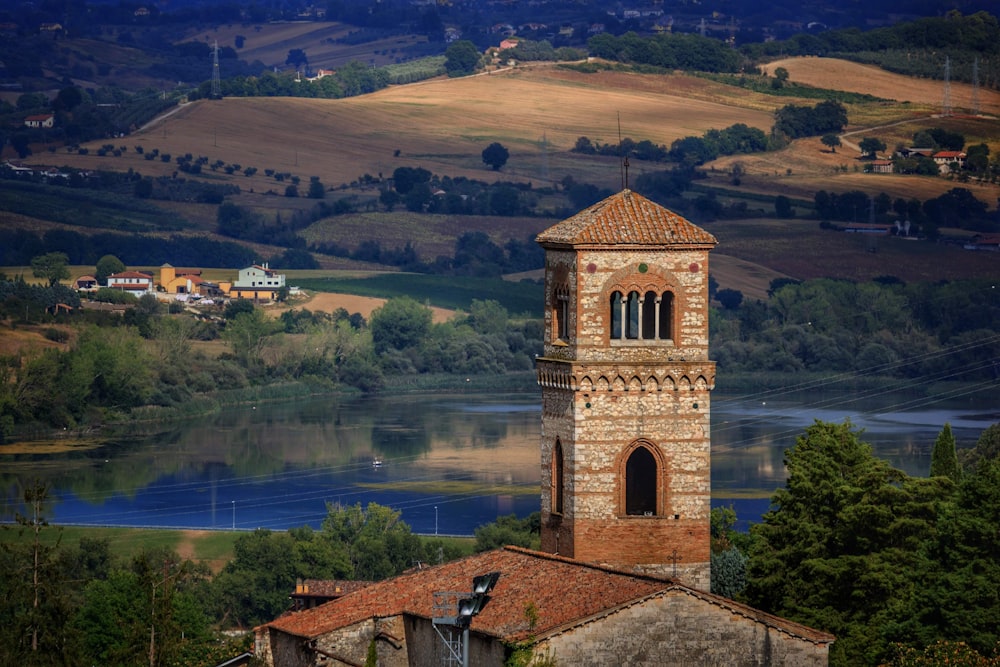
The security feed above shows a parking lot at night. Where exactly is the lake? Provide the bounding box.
[2,386,997,535]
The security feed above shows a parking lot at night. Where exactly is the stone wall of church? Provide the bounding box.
[536,590,830,667]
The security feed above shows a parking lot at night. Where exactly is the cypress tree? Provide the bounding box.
[930,423,960,482]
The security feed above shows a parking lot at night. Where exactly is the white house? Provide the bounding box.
[106,270,154,295]
[24,114,54,128]
[229,264,286,300]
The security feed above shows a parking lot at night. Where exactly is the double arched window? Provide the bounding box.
[610,290,674,341]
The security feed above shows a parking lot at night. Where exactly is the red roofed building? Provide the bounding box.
[932,150,966,173]
[106,270,153,295]
[24,114,54,128]
[256,547,833,666]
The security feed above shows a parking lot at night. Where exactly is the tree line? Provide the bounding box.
[814,186,996,235]
[0,490,530,666]
[714,420,1000,666]
[711,276,1000,384]
[0,273,542,437]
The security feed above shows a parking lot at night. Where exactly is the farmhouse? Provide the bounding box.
[74,275,98,291]
[105,270,153,295]
[865,159,894,174]
[932,150,966,173]
[229,264,286,300]
[158,264,223,297]
[254,190,834,666]
[24,114,54,128]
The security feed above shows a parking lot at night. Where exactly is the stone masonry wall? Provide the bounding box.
[542,249,711,363]
[537,591,830,667]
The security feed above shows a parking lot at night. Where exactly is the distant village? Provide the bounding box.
[75,263,295,304]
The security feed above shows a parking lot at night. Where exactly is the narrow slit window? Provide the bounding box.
[553,439,564,515]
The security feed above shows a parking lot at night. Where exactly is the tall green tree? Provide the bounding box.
[744,420,951,666]
[223,309,276,369]
[30,252,70,287]
[821,133,841,153]
[321,502,424,581]
[94,255,126,283]
[482,142,509,170]
[959,422,1000,471]
[859,137,887,159]
[444,40,480,77]
[930,423,960,481]
[368,296,432,354]
[0,481,80,666]
[896,458,1000,657]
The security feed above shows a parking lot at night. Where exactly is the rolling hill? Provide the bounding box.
[14,59,1000,293]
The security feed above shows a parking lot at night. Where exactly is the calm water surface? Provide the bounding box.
[2,387,996,534]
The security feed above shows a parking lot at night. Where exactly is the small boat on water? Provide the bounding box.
[372,457,384,469]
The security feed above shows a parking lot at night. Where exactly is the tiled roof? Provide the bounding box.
[292,580,372,598]
[536,189,717,248]
[262,547,833,645]
[108,271,152,280]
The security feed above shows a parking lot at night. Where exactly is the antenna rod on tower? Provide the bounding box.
[617,113,629,190]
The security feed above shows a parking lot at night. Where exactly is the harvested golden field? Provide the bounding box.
[762,57,1000,117]
[49,65,776,193]
[271,291,455,323]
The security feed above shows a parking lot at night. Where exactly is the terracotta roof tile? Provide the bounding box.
[536,189,717,248]
[293,579,372,598]
[262,547,833,645]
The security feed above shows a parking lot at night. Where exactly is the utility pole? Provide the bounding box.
[211,41,221,99]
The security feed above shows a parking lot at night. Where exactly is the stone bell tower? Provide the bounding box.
[535,189,717,591]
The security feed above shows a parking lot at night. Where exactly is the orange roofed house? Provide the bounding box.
[254,190,834,666]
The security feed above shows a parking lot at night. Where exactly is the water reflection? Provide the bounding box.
[1,389,997,535]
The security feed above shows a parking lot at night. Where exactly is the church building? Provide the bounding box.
[253,190,833,666]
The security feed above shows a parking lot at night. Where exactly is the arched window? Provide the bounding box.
[610,291,623,339]
[625,291,640,339]
[553,285,569,342]
[659,291,673,341]
[553,439,564,515]
[642,290,657,339]
[625,446,657,515]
